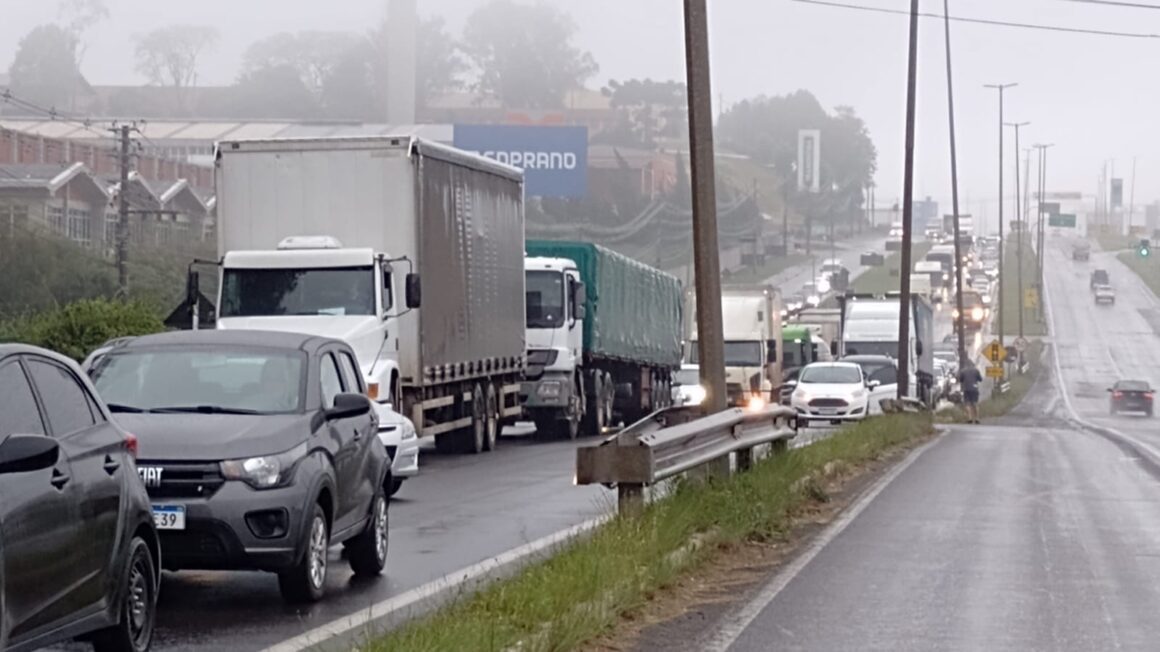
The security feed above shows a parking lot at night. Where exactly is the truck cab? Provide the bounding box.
[687,286,783,409]
[522,256,586,430]
[217,236,417,406]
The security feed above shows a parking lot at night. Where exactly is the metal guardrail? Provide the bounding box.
[575,405,799,513]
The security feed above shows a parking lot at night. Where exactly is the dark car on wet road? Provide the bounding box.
[1108,379,1154,416]
[88,330,393,604]
[0,344,159,652]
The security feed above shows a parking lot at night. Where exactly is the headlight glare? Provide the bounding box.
[221,442,307,490]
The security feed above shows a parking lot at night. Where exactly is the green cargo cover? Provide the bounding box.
[526,240,683,368]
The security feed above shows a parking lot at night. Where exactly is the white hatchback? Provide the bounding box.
[791,362,875,425]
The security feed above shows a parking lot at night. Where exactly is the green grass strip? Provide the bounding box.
[939,339,1045,423]
[364,414,934,652]
[851,242,932,294]
[727,253,809,284]
[993,235,1046,336]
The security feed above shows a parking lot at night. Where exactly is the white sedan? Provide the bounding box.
[376,405,420,497]
[791,362,877,425]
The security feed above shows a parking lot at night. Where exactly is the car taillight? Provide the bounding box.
[1113,391,1124,399]
[125,433,138,459]
[1146,392,1155,400]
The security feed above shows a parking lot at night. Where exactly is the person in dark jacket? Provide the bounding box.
[958,360,984,423]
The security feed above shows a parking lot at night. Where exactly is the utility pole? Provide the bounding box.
[1129,156,1138,232]
[943,0,967,369]
[683,0,726,418]
[984,82,1017,350]
[1034,143,1053,316]
[115,123,132,295]
[897,0,919,399]
[1005,121,1029,341]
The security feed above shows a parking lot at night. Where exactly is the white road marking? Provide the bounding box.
[698,432,946,652]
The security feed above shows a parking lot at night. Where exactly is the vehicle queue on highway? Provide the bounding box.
[0,136,990,652]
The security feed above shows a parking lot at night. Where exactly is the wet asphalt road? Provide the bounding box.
[709,232,1160,651]
[48,246,892,652]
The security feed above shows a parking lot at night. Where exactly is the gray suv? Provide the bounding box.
[88,330,392,603]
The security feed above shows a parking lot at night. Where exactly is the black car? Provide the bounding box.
[0,345,159,652]
[1091,268,1110,290]
[88,330,392,603]
[1109,379,1153,416]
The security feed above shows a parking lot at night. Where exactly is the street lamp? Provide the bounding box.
[1004,120,1029,340]
[984,82,1017,349]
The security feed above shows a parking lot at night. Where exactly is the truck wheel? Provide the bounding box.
[483,383,500,452]
[468,384,486,454]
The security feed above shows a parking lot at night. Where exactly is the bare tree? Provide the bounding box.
[134,25,219,112]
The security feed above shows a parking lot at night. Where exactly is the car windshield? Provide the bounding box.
[800,365,861,384]
[91,348,306,414]
[526,270,566,328]
[848,360,895,385]
[686,341,763,367]
[221,267,375,317]
[1116,381,1150,392]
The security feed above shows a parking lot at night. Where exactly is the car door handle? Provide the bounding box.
[103,455,120,475]
[51,469,71,490]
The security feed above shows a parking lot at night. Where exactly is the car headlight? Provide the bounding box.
[943,273,949,281]
[688,386,707,405]
[747,396,767,412]
[221,442,307,490]
[971,306,985,321]
[537,381,562,397]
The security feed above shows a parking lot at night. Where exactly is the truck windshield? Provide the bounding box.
[526,270,566,328]
[686,341,763,367]
[221,267,375,317]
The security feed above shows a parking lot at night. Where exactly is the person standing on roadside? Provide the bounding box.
[958,359,984,423]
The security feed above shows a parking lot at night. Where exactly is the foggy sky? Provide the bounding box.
[2,0,1157,227]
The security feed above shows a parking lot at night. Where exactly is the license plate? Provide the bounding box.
[818,408,839,416]
[152,505,186,530]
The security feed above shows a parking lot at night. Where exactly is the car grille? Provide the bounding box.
[809,398,850,408]
[161,530,227,558]
[137,460,225,500]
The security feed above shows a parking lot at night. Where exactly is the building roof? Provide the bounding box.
[0,118,454,145]
[0,162,109,199]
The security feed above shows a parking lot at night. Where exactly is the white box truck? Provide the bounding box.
[686,284,783,409]
[209,136,527,455]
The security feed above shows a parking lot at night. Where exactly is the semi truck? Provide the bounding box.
[208,135,527,455]
[522,241,683,438]
[839,294,935,406]
[686,284,783,409]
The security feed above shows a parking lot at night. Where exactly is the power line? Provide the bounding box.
[789,0,1160,39]
[0,90,110,139]
[1055,0,1160,9]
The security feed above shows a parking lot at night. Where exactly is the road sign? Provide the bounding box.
[984,340,1004,363]
[986,365,1004,379]
[453,124,589,198]
[1024,288,1039,309]
[1048,214,1077,228]
[1014,336,1029,352]
[798,130,821,193]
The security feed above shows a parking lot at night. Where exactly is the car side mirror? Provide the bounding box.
[1106,388,1114,393]
[405,273,422,309]
[187,270,200,309]
[326,393,373,420]
[867,380,882,389]
[0,435,59,475]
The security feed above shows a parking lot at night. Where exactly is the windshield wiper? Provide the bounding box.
[150,405,266,415]
[106,403,146,413]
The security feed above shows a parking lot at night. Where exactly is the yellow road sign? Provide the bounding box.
[986,365,1004,379]
[1024,288,1039,309]
[984,339,1004,363]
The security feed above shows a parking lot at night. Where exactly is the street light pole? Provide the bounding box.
[1004,120,1029,341]
[1034,143,1054,319]
[896,0,920,399]
[943,0,968,369]
[984,82,1017,349]
[682,0,727,418]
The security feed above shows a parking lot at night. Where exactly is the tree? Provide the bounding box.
[134,25,218,112]
[242,31,380,119]
[242,31,354,97]
[230,64,322,120]
[415,17,466,107]
[461,0,598,109]
[6,25,87,111]
[597,79,687,147]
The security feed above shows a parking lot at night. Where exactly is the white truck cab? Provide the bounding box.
[523,256,585,428]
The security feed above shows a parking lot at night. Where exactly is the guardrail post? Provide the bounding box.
[736,448,753,472]
[618,483,645,516]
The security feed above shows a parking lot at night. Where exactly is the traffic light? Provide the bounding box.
[1139,239,1152,258]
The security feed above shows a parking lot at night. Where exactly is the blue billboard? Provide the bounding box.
[454,124,588,198]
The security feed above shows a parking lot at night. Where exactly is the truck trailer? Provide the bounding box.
[210,135,527,455]
[522,241,683,438]
[840,294,935,406]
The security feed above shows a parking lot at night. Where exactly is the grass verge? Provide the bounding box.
[993,235,1046,336]
[1116,251,1160,298]
[364,414,935,652]
[1094,228,1134,252]
[851,242,932,294]
[727,253,809,284]
[938,339,1045,423]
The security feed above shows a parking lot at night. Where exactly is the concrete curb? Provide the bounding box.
[260,517,609,652]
